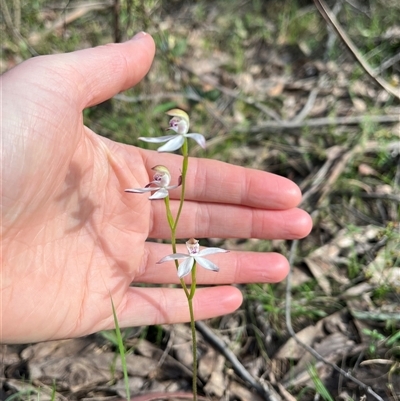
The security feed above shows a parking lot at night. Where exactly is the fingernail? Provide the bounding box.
[131,31,147,41]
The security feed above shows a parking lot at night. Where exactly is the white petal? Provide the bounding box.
[157,254,189,263]
[185,133,206,149]
[166,184,180,190]
[138,135,176,143]
[125,187,156,193]
[157,135,185,152]
[149,188,169,199]
[177,257,195,278]
[198,248,229,256]
[194,256,220,272]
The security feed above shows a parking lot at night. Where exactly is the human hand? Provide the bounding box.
[1,32,312,343]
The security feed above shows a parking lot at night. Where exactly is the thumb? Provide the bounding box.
[3,32,155,112]
[71,32,156,109]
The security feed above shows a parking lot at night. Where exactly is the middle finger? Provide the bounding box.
[149,199,311,240]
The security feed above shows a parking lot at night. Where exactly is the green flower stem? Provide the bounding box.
[173,138,188,233]
[163,196,175,232]
[188,299,197,400]
[188,263,198,401]
[163,137,188,256]
[164,137,197,400]
[177,139,197,400]
[189,263,197,300]
[163,197,190,299]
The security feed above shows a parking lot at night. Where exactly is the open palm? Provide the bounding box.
[1,33,312,343]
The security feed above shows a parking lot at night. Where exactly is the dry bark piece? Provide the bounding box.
[274,323,324,361]
[171,324,194,368]
[129,391,208,401]
[5,378,67,401]
[281,332,356,388]
[197,347,218,381]
[203,354,226,397]
[227,380,268,401]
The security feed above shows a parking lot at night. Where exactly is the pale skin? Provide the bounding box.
[1,32,312,344]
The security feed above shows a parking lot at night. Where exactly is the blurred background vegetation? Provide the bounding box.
[1,0,399,400]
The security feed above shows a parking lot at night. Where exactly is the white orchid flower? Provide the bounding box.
[139,109,206,152]
[125,165,181,200]
[157,238,228,278]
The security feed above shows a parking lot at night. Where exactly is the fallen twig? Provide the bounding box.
[0,0,38,56]
[335,191,400,203]
[301,145,355,209]
[115,91,399,132]
[313,0,400,99]
[235,114,400,132]
[114,91,203,103]
[195,321,281,401]
[128,391,208,401]
[290,88,319,124]
[28,1,113,46]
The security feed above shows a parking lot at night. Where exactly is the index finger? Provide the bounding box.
[139,148,302,210]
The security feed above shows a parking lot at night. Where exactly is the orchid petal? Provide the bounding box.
[125,187,157,193]
[177,257,195,278]
[157,254,189,263]
[198,248,229,256]
[145,180,162,187]
[194,256,220,272]
[138,135,176,143]
[165,184,180,190]
[149,188,169,199]
[185,133,206,149]
[157,135,185,152]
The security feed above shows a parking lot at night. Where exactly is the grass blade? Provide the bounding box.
[111,296,130,401]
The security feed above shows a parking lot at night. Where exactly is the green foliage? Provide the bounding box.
[4,381,58,401]
[362,328,386,357]
[308,364,335,401]
[111,297,130,401]
[246,283,283,329]
[5,390,38,401]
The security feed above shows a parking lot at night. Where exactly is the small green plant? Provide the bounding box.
[308,364,335,401]
[4,381,58,401]
[362,328,386,357]
[5,390,37,401]
[111,297,131,401]
[100,327,136,347]
[386,331,400,349]
[246,283,285,330]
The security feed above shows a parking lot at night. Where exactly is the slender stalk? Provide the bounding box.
[164,196,190,298]
[188,299,197,400]
[173,138,189,232]
[110,297,130,401]
[188,263,198,401]
[179,277,190,299]
[189,263,197,300]
[163,196,175,232]
[163,137,188,251]
[165,137,197,400]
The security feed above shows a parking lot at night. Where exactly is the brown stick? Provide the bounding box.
[313,0,400,99]
[113,0,121,43]
[28,2,113,46]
